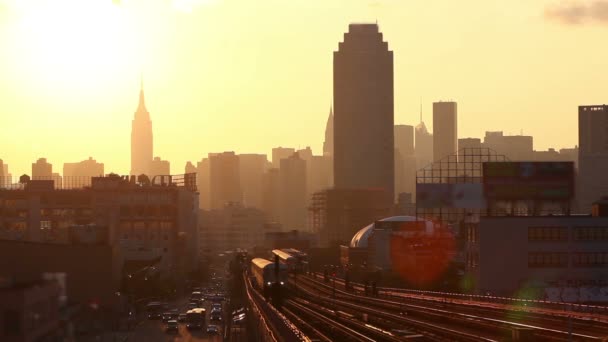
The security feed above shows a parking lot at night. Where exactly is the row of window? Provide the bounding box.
[528,252,608,268]
[528,226,608,242]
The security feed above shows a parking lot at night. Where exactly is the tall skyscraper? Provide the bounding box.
[394,125,416,197]
[433,101,457,162]
[262,168,281,223]
[394,125,414,156]
[238,153,268,209]
[209,152,242,209]
[333,23,394,201]
[196,157,211,210]
[323,106,334,157]
[131,80,153,176]
[279,152,307,230]
[415,122,433,169]
[578,105,608,211]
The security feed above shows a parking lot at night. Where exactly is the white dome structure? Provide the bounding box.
[349,216,434,248]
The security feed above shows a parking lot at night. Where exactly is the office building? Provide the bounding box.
[262,168,281,223]
[149,156,170,180]
[185,161,196,174]
[433,101,457,162]
[32,158,52,179]
[272,147,295,169]
[279,153,307,230]
[309,188,391,247]
[209,152,242,209]
[238,153,268,209]
[394,125,416,198]
[63,157,104,178]
[578,105,608,212]
[483,131,533,161]
[131,80,153,176]
[323,106,334,157]
[415,121,433,170]
[196,157,211,210]
[333,23,394,201]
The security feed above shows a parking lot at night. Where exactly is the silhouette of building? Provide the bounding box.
[334,23,394,201]
[323,106,334,157]
[196,157,211,210]
[199,203,268,255]
[279,153,307,231]
[0,174,199,280]
[309,155,333,198]
[309,188,392,247]
[262,168,281,223]
[149,156,170,180]
[415,121,433,169]
[32,158,52,179]
[209,152,242,209]
[483,131,533,161]
[272,147,295,169]
[394,125,416,198]
[578,105,608,211]
[238,153,268,209]
[63,157,104,187]
[185,161,196,174]
[131,80,153,176]
[433,101,458,162]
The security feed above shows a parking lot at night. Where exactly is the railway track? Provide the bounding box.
[296,274,607,341]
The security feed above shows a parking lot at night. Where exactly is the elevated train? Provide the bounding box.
[250,258,288,298]
[271,248,309,273]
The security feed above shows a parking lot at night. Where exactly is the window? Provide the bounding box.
[573,227,608,241]
[40,220,52,230]
[528,252,568,268]
[572,252,608,267]
[528,227,568,242]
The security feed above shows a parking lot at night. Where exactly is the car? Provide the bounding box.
[206,324,219,334]
[166,320,179,333]
[211,303,222,311]
[162,312,172,322]
[178,313,187,323]
[188,302,198,309]
[210,310,222,321]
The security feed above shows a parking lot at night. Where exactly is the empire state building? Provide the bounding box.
[131,80,153,176]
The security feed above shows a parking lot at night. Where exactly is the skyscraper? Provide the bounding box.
[415,121,433,169]
[271,147,295,169]
[578,105,608,211]
[279,153,307,230]
[131,80,153,176]
[209,152,242,209]
[394,125,416,197]
[238,153,268,209]
[323,106,334,157]
[32,158,52,179]
[149,156,170,179]
[433,101,457,162]
[333,23,394,201]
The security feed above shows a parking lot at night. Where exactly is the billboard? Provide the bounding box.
[483,162,574,200]
[416,183,485,209]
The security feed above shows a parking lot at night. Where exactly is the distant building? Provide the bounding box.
[309,155,333,198]
[334,23,394,201]
[272,147,295,169]
[185,161,196,174]
[458,138,482,150]
[262,168,281,223]
[394,125,414,156]
[323,106,334,157]
[394,125,416,198]
[238,154,268,209]
[196,157,211,210]
[199,203,268,255]
[483,131,533,161]
[209,152,242,209]
[433,101,457,162]
[32,158,53,179]
[415,122,433,170]
[264,230,316,251]
[309,188,391,247]
[63,157,104,178]
[131,80,153,176]
[0,277,61,341]
[578,105,608,212]
[279,153,307,230]
[149,156,170,180]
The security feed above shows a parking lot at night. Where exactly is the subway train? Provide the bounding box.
[272,248,309,273]
[251,258,288,297]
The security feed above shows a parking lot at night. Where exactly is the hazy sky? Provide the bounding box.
[0,0,606,176]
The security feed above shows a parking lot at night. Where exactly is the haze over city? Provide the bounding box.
[1,0,606,175]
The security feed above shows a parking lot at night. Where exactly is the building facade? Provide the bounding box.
[578,105,608,212]
[209,152,242,210]
[279,153,307,231]
[131,82,153,176]
[333,23,394,201]
[432,101,457,162]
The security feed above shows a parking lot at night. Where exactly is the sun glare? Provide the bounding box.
[9,0,139,94]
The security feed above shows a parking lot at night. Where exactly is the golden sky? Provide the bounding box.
[0,0,606,176]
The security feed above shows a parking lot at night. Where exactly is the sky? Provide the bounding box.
[0,0,607,176]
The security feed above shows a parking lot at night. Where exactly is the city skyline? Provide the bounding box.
[0,0,601,176]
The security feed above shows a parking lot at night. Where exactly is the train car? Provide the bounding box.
[251,258,288,297]
[282,248,309,272]
[271,249,298,271]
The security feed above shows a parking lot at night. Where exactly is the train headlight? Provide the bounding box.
[280,281,285,285]
[267,282,271,285]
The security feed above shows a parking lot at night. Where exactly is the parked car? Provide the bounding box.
[178,313,187,323]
